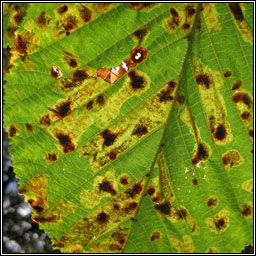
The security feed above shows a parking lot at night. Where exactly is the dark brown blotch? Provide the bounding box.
[119,175,129,186]
[182,23,190,31]
[96,94,105,106]
[248,129,253,138]
[126,182,143,198]
[100,129,118,147]
[96,211,110,224]
[213,124,227,141]
[133,26,149,44]
[150,231,160,242]
[113,203,121,211]
[170,8,180,24]
[99,178,117,196]
[25,123,34,132]
[232,79,242,90]
[73,69,89,82]
[196,73,211,89]
[13,34,27,55]
[224,70,232,78]
[57,4,68,14]
[56,132,75,153]
[184,5,196,18]
[146,186,155,196]
[28,199,44,213]
[128,3,143,10]
[63,15,78,32]
[158,86,174,103]
[207,197,218,208]
[192,143,209,165]
[35,12,51,29]
[8,124,19,138]
[241,203,252,218]
[176,207,188,220]
[229,3,244,21]
[132,123,148,138]
[39,114,51,126]
[191,178,199,186]
[128,70,146,90]
[13,12,23,25]
[86,100,94,110]
[54,100,72,118]
[79,5,92,23]
[241,111,250,120]
[232,92,252,108]
[124,201,138,214]
[109,150,118,160]
[46,151,58,163]
[155,201,170,215]
[214,218,227,231]
[32,215,58,224]
[129,46,147,65]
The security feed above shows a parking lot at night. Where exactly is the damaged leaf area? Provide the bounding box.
[3,3,252,254]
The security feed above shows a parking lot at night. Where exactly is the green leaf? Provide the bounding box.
[4,3,253,253]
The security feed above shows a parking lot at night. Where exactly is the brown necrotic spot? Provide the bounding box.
[182,23,190,31]
[28,199,44,213]
[155,202,170,215]
[128,70,146,90]
[61,51,79,69]
[213,124,227,141]
[69,59,78,68]
[241,111,250,120]
[192,143,209,165]
[54,100,72,118]
[25,123,33,132]
[35,12,51,30]
[119,175,129,186]
[184,5,196,18]
[214,218,227,231]
[86,100,94,110]
[73,69,89,82]
[126,183,143,198]
[14,34,27,55]
[57,4,68,14]
[128,3,143,10]
[109,150,118,160]
[232,92,252,108]
[39,114,51,126]
[124,201,138,214]
[113,203,121,211]
[158,86,174,103]
[207,196,218,208]
[196,73,211,89]
[8,124,19,138]
[46,151,58,163]
[63,15,78,32]
[248,129,253,138]
[132,123,148,138]
[33,215,58,224]
[191,178,199,186]
[79,5,92,23]
[96,94,105,106]
[96,211,110,224]
[150,231,161,242]
[99,178,116,196]
[100,129,118,147]
[224,70,232,78]
[176,207,188,220]
[229,3,244,21]
[13,12,23,25]
[232,79,242,90]
[170,8,179,24]
[147,186,155,196]
[129,46,147,65]
[240,203,252,218]
[56,132,75,153]
[133,26,149,44]
[168,80,177,90]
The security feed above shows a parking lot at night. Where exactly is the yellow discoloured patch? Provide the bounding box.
[78,81,176,172]
[193,58,233,145]
[18,174,77,225]
[157,150,175,204]
[221,149,244,171]
[205,247,220,253]
[169,235,194,253]
[53,176,146,251]
[202,3,222,31]
[242,179,253,193]
[205,208,230,234]
[240,201,253,219]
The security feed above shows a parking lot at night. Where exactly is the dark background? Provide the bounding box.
[2,47,253,254]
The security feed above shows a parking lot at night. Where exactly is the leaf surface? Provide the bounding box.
[4,3,253,253]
